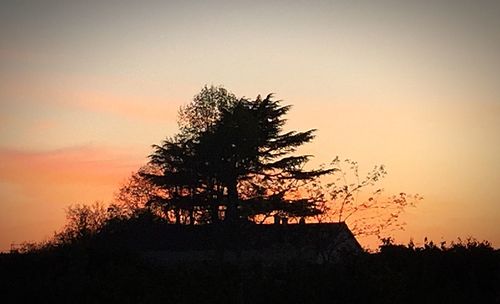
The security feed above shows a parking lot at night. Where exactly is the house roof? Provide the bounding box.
[119,222,362,252]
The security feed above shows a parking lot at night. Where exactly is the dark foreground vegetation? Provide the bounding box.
[1,234,498,304]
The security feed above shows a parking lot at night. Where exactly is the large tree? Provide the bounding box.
[144,86,333,224]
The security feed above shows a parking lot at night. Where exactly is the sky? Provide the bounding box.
[1,0,499,251]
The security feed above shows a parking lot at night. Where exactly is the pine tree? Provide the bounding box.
[144,86,333,224]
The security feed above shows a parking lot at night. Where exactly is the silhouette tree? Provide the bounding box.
[144,86,333,224]
[54,202,108,243]
[311,157,422,238]
[146,137,210,224]
[113,166,163,218]
[178,85,238,137]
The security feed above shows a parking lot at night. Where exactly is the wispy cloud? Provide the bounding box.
[0,144,143,186]
[0,76,182,123]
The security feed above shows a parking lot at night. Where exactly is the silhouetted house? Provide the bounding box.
[143,222,362,264]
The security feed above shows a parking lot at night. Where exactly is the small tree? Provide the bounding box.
[313,157,422,238]
[54,202,108,244]
[113,165,166,218]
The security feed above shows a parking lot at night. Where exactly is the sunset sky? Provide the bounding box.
[1,0,499,251]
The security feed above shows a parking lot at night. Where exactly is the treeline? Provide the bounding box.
[1,235,498,303]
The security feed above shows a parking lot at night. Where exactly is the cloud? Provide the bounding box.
[0,75,182,123]
[0,144,143,186]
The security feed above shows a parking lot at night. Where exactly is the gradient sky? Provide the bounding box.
[1,0,499,251]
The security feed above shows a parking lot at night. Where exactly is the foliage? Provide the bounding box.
[50,200,162,246]
[379,236,494,253]
[144,86,333,224]
[177,85,238,137]
[310,157,422,237]
[53,202,109,244]
[113,165,166,219]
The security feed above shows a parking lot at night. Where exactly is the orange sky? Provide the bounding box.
[1,1,499,251]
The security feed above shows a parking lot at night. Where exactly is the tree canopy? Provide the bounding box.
[143,86,333,224]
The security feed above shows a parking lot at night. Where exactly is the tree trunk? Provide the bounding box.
[225,179,239,223]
